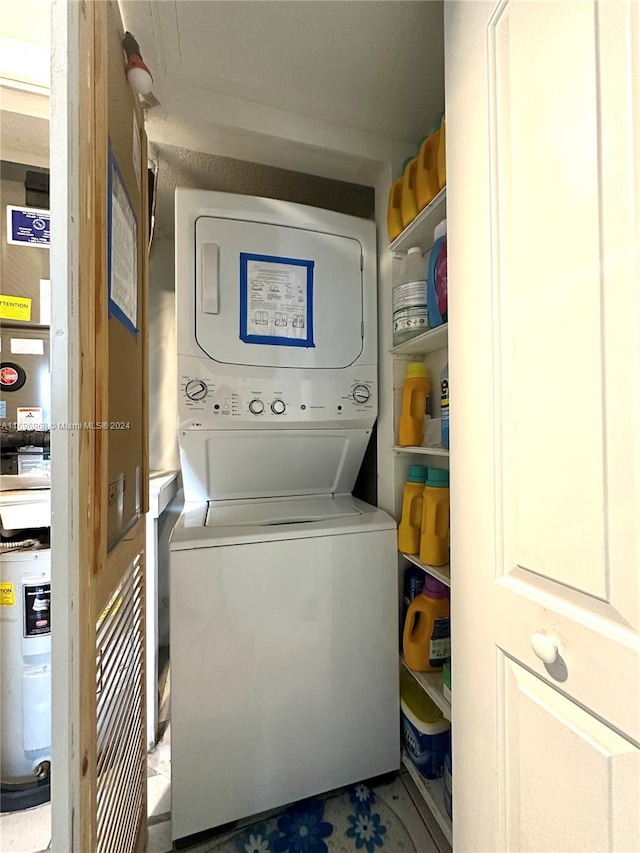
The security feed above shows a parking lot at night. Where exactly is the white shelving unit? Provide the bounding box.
[402,753,452,845]
[391,189,452,842]
[391,322,448,356]
[400,657,451,721]
[401,553,450,588]
[392,445,449,458]
[390,188,447,254]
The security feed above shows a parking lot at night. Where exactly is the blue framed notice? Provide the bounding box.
[239,252,315,348]
[107,145,138,335]
[6,206,50,248]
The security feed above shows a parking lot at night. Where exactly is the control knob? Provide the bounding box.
[271,399,286,415]
[352,384,371,404]
[185,380,208,401]
[249,399,265,414]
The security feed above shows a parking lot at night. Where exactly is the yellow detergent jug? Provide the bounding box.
[398,362,431,447]
[419,468,450,567]
[416,130,441,210]
[400,157,419,229]
[398,465,428,554]
[437,117,446,190]
[402,577,450,672]
[387,177,404,242]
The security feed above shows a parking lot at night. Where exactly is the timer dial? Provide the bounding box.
[352,384,371,404]
[185,380,208,401]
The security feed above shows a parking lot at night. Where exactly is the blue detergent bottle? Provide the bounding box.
[440,363,449,450]
[426,237,445,328]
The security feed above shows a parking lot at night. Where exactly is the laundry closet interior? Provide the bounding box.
[10,1,635,852]
[136,1,452,847]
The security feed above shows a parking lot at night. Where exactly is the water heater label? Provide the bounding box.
[0,582,15,606]
[0,294,32,322]
[239,253,315,348]
[24,583,51,636]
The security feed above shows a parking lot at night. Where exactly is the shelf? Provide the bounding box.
[392,445,450,458]
[401,657,451,720]
[402,752,452,845]
[391,323,448,356]
[401,553,450,588]
[389,188,447,254]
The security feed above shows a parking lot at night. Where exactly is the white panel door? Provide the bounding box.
[445,1,640,850]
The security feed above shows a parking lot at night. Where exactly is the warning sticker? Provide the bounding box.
[0,583,16,606]
[17,407,43,428]
[24,583,51,636]
[0,295,32,322]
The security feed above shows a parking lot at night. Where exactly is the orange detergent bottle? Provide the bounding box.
[400,157,419,229]
[398,362,430,447]
[398,465,428,554]
[416,130,441,210]
[387,177,404,242]
[402,577,450,672]
[419,468,450,567]
[437,116,447,190]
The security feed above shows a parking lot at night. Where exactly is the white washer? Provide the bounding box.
[170,191,399,844]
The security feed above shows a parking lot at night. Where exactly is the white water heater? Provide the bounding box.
[0,495,51,812]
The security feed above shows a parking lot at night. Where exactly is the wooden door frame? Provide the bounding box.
[50,1,148,849]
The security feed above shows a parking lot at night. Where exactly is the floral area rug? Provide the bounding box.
[203,783,417,853]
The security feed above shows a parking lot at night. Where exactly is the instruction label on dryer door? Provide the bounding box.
[239,253,315,348]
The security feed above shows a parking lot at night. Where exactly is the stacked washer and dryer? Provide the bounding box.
[170,190,399,845]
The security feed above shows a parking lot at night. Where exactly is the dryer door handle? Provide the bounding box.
[200,243,220,314]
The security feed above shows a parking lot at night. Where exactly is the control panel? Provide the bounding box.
[178,357,376,430]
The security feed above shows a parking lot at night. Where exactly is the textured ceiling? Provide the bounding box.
[122,1,444,150]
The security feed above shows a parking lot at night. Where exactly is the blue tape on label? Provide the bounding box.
[239,252,315,348]
[0,401,6,418]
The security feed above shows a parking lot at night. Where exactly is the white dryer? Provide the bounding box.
[170,190,399,845]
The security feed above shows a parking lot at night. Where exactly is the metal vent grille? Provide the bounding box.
[95,555,145,853]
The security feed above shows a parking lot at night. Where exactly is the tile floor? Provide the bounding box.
[1,651,449,853]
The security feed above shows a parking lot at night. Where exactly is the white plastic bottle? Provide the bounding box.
[393,247,428,346]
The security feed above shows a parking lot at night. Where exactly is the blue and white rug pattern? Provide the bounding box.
[205,784,417,853]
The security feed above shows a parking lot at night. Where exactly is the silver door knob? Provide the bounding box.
[531,632,558,664]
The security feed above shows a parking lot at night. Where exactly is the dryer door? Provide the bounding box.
[194,216,364,369]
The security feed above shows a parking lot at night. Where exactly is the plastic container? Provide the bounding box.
[443,747,453,818]
[400,157,419,229]
[442,658,452,703]
[398,465,428,554]
[440,364,449,450]
[398,362,430,447]
[416,130,441,211]
[393,247,428,346]
[401,564,425,644]
[437,116,447,190]
[400,668,450,779]
[387,177,404,243]
[426,236,446,329]
[419,468,450,567]
[402,576,450,672]
[434,219,447,241]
